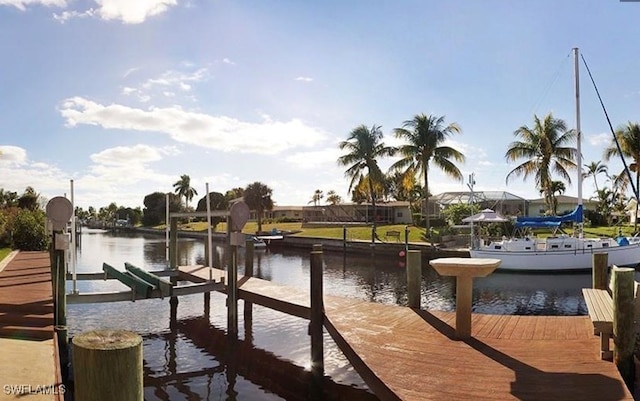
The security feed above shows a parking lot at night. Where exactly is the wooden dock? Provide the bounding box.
[0,251,63,401]
[180,264,634,400]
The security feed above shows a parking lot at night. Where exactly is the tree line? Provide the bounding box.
[335,112,640,232]
[2,112,639,252]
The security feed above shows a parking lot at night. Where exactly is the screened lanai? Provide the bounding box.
[430,191,529,218]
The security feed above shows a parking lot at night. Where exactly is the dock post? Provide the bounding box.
[405,225,410,252]
[50,232,68,368]
[244,239,254,343]
[227,217,238,337]
[342,225,347,253]
[592,253,608,290]
[245,239,254,277]
[613,266,635,387]
[169,216,179,328]
[73,330,143,401]
[310,244,324,399]
[407,250,421,309]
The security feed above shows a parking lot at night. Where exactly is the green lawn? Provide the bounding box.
[158,221,426,242]
[0,248,11,262]
[155,220,640,243]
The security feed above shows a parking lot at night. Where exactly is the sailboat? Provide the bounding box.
[469,48,640,271]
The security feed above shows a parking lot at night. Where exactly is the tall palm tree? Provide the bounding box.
[505,113,577,215]
[338,124,394,235]
[391,113,465,231]
[243,181,273,234]
[173,174,198,210]
[582,161,608,194]
[604,121,640,230]
[541,180,565,216]
[325,190,342,205]
[308,189,324,206]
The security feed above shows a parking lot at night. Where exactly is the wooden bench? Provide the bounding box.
[582,276,640,361]
[385,230,401,242]
[581,288,613,360]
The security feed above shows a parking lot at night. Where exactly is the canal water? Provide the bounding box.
[66,229,591,400]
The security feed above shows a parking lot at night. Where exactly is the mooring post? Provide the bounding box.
[613,266,635,387]
[50,230,68,368]
[245,239,254,277]
[228,245,238,336]
[310,245,324,399]
[244,239,254,343]
[342,225,347,253]
[73,330,143,401]
[404,225,410,252]
[169,216,179,327]
[592,253,608,290]
[407,250,421,309]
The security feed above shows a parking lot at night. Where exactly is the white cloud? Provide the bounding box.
[122,67,208,103]
[59,97,327,155]
[222,58,235,65]
[295,76,313,82]
[285,148,341,169]
[52,0,177,24]
[89,144,171,166]
[94,0,177,24]
[0,0,66,11]
[588,132,610,146]
[53,8,93,23]
[0,145,27,165]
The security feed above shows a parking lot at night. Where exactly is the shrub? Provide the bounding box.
[12,209,48,250]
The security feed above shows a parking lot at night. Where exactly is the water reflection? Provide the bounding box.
[67,229,591,400]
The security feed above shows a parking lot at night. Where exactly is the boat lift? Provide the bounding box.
[66,262,224,304]
[66,199,249,307]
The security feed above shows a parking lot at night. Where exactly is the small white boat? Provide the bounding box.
[245,235,267,249]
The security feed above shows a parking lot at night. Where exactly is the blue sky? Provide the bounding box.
[1,0,640,210]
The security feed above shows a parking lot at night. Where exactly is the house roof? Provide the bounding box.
[529,195,596,205]
[431,191,526,205]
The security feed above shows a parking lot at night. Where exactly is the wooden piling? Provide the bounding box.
[613,266,635,387]
[169,217,179,325]
[310,246,324,399]
[227,218,238,337]
[343,225,347,253]
[407,250,421,309]
[592,253,608,290]
[245,239,254,277]
[244,239,254,343]
[73,330,143,401]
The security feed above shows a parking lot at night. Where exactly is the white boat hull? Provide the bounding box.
[470,242,640,271]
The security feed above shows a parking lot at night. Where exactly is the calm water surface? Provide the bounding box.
[67,229,591,400]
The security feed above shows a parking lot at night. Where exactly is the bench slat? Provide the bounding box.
[582,288,613,332]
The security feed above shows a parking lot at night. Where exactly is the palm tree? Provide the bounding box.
[391,113,465,231]
[338,124,394,235]
[540,180,565,216]
[173,174,198,210]
[505,113,577,215]
[582,161,608,194]
[325,190,342,205]
[308,189,324,206]
[243,182,273,234]
[604,121,640,230]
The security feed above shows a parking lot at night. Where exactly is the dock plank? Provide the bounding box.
[0,251,62,401]
[206,268,632,400]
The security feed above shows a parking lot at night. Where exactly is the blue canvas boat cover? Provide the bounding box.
[515,205,583,229]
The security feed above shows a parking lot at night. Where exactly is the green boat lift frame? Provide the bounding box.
[65,206,244,305]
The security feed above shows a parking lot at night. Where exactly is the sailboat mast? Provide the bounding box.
[573,47,583,237]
